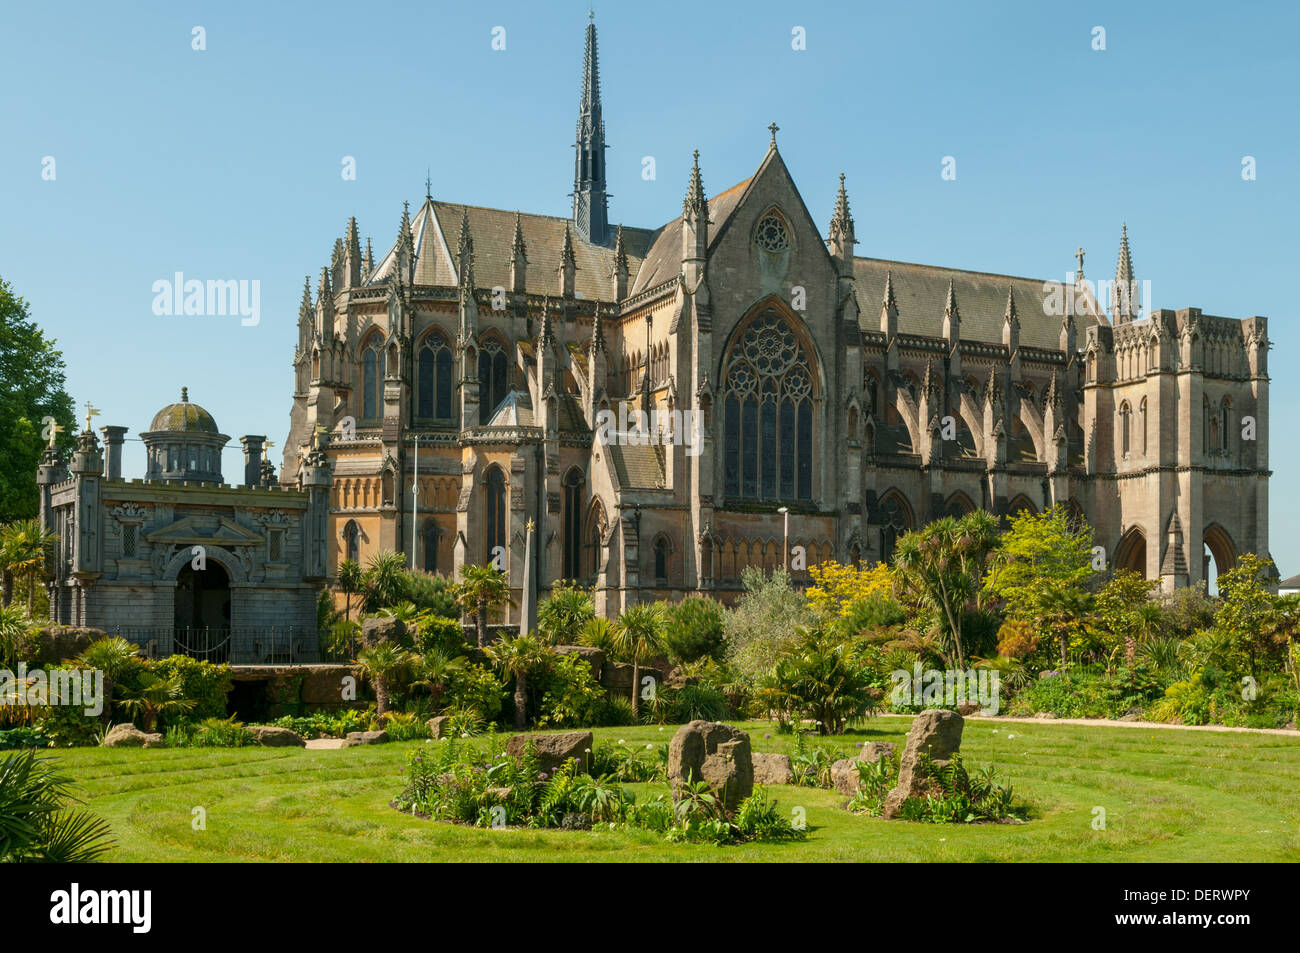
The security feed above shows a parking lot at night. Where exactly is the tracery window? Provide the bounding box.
[478,339,510,424]
[485,467,506,563]
[362,337,386,421]
[417,331,454,421]
[722,308,815,501]
[562,469,584,580]
[755,214,790,253]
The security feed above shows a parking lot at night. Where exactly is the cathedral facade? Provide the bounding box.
[283,19,1271,619]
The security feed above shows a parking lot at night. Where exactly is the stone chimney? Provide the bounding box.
[240,435,266,487]
[99,426,127,480]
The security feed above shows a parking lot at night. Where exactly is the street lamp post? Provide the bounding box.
[778,506,789,572]
[410,435,419,570]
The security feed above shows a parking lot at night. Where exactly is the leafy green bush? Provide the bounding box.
[664,597,727,663]
[0,750,115,861]
[442,663,504,725]
[848,753,1021,824]
[165,715,255,748]
[150,656,233,727]
[0,726,50,750]
[535,654,605,728]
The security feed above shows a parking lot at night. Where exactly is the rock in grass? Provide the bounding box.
[882,709,964,820]
[344,730,389,746]
[752,751,794,785]
[668,720,753,815]
[504,730,593,776]
[247,725,305,747]
[102,723,164,748]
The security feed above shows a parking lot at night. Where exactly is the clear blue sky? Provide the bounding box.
[1,1,1296,574]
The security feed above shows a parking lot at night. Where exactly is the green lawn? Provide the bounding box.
[48,717,1300,862]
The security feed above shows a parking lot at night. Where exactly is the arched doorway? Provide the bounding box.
[1115,528,1147,577]
[1203,524,1237,594]
[174,561,232,661]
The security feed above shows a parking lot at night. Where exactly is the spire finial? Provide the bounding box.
[180,387,188,403]
[1074,245,1086,278]
[768,121,780,145]
[425,168,432,200]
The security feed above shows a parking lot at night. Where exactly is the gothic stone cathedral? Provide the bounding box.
[283,18,1272,620]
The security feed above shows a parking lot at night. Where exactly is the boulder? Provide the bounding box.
[426,715,452,740]
[831,758,862,797]
[553,645,605,681]
[32,626,104,666]
[859,741,896,764]
[668,720,753,814]
[600,661,665,697]
[505,730,593,776]
[882,709,964,819]
[247,725,306,747]
[300,666,359,706]
[344,730,389,746]
[102,723,164,748]
[1034,711,1058,720]
[751,751,793,785]
[361,617,406,648]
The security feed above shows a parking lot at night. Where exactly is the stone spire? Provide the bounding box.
[942,278,961,342]
[682,150,708,262]
[1111,223,1139,322]
[880,270,899,336]
[343,216,361,288]
[572,14,609,245]
[613,224,629,299]
[827,173,856,260]
[362,237,373,283]
[298,276,313,321]
[457,206,475,293]
[510,211,527,294]
[1002,285,1020,351]
[559,222,577,297]
[316,266,334,332]
[392,202,414,285]
[539,296,556,347]
[590,302,607,355]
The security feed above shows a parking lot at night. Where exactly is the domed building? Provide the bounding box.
[37,389,334,663]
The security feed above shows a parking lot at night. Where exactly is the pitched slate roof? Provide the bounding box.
[854,259,1100,351]
[483,388,587,433]
[368,198,658,301]
[629,178,752,295]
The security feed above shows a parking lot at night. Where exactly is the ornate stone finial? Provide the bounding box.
[882,270,899,313]
[1074,245,1086,278]
[768,121,780,145]
[943,279,960,322]
[425,168,432,200]
[683,150,707,218]
[1004,285,1019,327]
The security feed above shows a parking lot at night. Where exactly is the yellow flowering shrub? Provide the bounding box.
[805,561,894,618]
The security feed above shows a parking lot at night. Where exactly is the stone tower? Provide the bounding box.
[572,13,609,245]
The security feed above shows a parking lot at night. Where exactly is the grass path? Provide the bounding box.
[49,718,1300,862]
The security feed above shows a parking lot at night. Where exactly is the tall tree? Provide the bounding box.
[0,519,57,616]
[0,278,75,523]
[454,564,514,648]
[486,633,551,729]
[893,510,1001,668]
[613,602,668,718]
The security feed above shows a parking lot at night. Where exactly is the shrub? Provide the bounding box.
[166,715,255,748]
[151,656,233,726]
[535,654,605,728]
[849,753,1021,824]
[664,597,727,663]
[0,726,50,750]
[0,750,114,861]
[442,663,504,725]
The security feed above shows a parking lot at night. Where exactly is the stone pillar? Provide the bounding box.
[99,426,127,480]
[240,435,266,488]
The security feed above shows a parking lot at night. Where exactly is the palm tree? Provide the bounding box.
[0,750,115,862]
[454,564,514,649]
[613,603,668,718]
[356,642,411,718]
[486,633,551,729]
[410,649,465,708]
[0,519,57,616]
[115,671,195,732]
[0,605,35,669]
[337,558,363,622]
[578,616,617,653]
[361,551,409,612]
[536,583,595,645]
[1042,586,1095,668]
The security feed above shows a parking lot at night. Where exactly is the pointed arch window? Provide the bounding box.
[654,536,668,582]
[343,520,360,563]
[1139,397,1148,455]
[361,337,386,421]
[1219,396,1232,452]
[1119,401,1132,456]
[562,469,585,580]
[478,339,510,424]
[485,467,506,564]
[721,307,817,502]
[417,331,454,421]
[422,519,440,574]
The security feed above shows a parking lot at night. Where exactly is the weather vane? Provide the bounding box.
[46,420,65,448]
[83,401,100,432]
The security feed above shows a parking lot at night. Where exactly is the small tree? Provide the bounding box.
[0,519,57,616]
[337,558,363,622]
[356,642,412,719]
[536,582,594,646]
[115,671,195,732]
[454,564,514,649]
[893,511,1001,668]
[613,603,668,718]
[486,633,551,729]
[360,551,409,612]
[1212,554,1283,679]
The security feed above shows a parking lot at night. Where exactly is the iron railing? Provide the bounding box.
[110,626,323,666]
